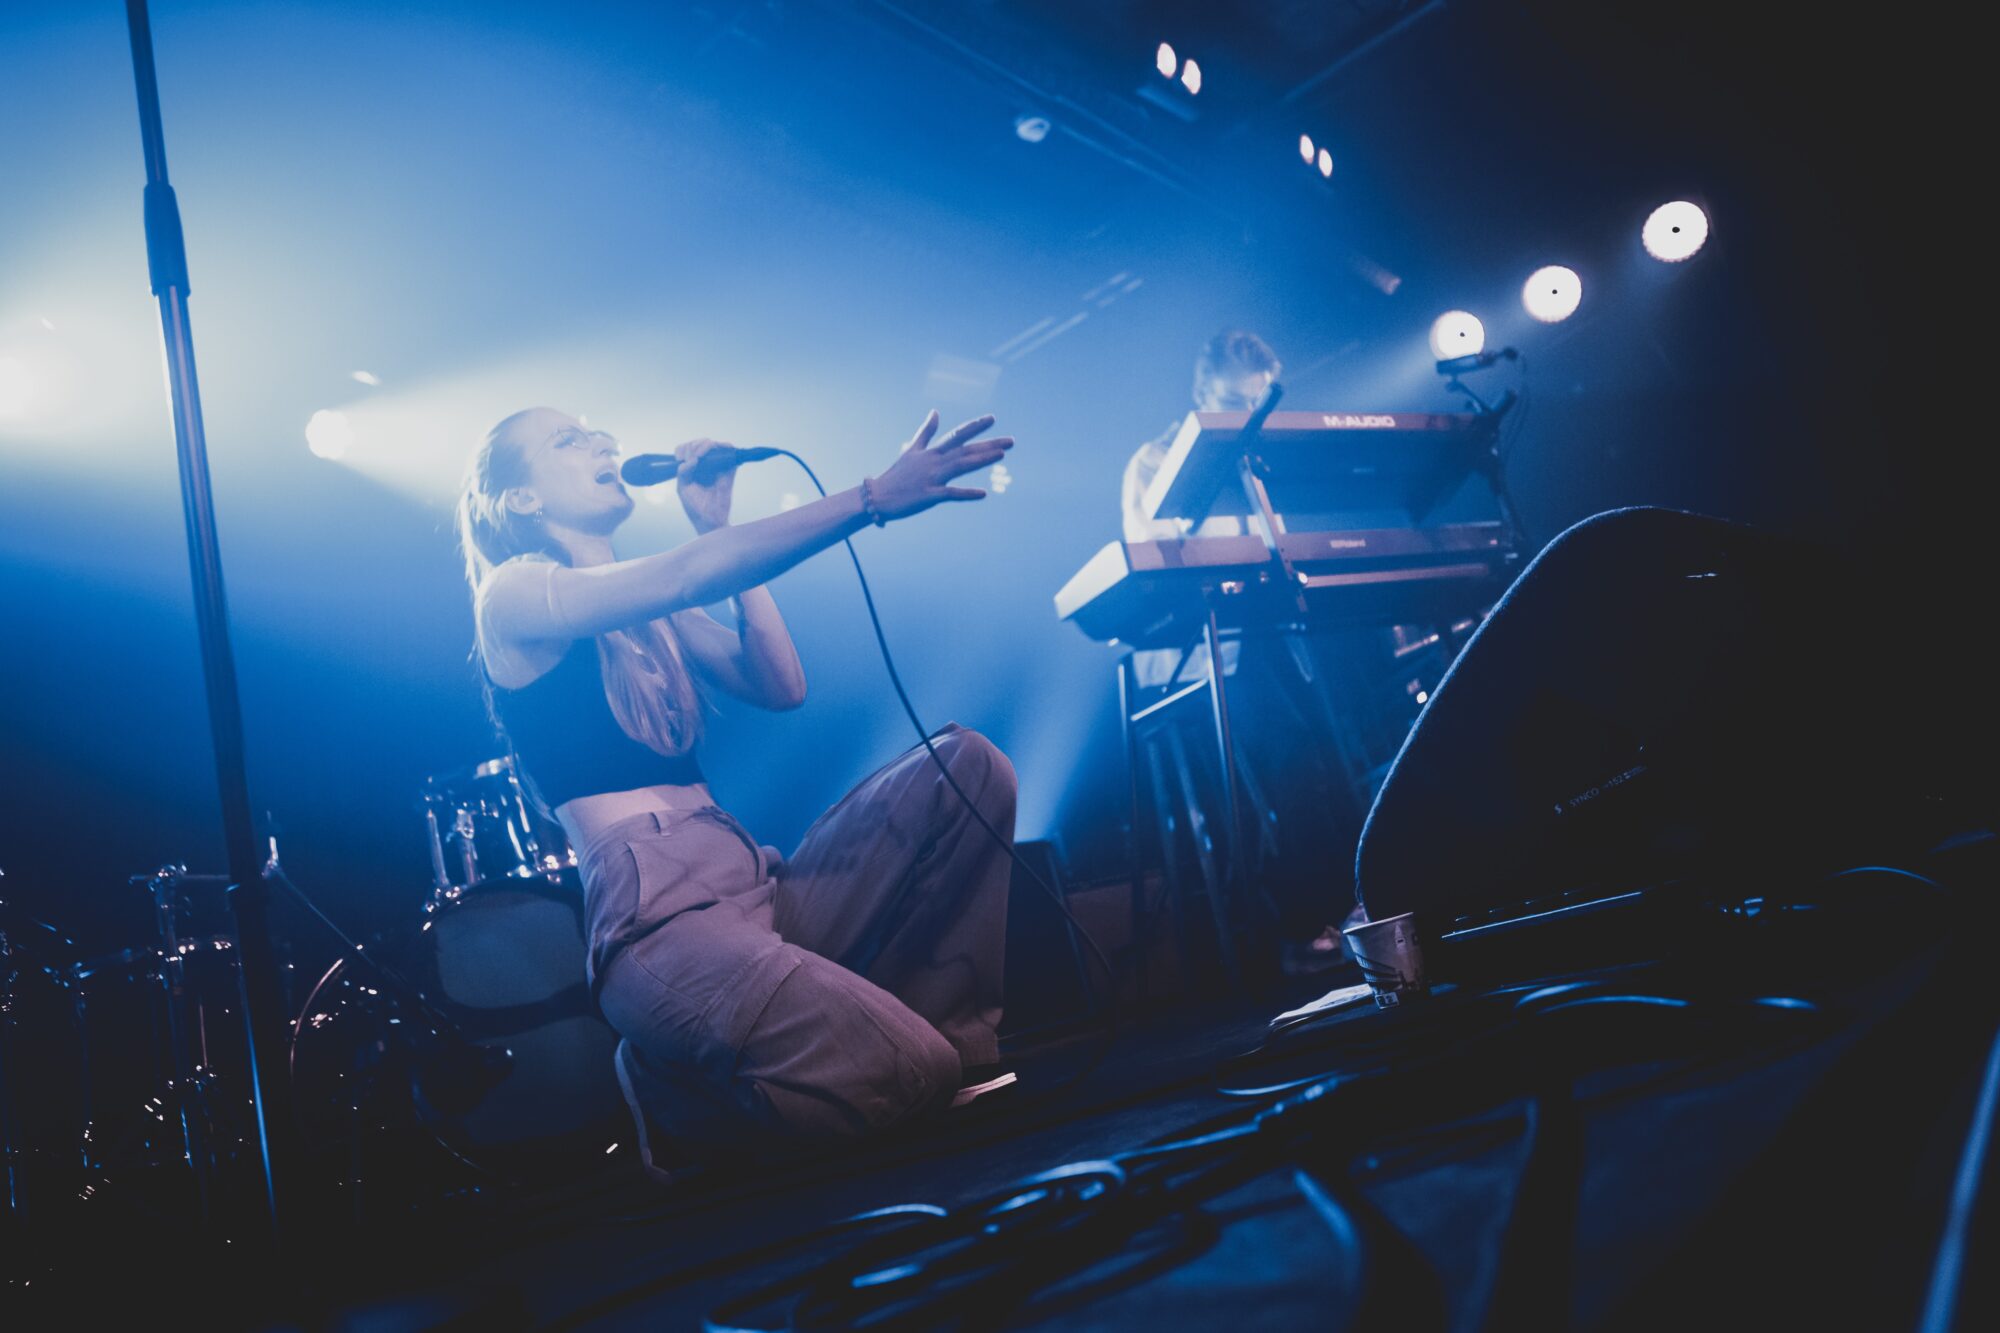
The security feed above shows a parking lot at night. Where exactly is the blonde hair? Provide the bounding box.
[456,409,705,762]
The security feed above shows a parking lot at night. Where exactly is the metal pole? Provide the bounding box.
[1202,607,1248,988]
[123,0,283,1238]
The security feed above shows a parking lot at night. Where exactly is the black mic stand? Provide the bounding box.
[1192,383,1291,986]
[123,0,287,1242]
[1440,351,1529,552]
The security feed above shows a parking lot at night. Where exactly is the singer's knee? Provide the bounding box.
[932,726,1016,822]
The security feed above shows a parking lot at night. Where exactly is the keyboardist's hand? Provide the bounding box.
[867,411,1014,521]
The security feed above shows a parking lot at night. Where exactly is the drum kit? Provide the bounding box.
[2,864,262,1246]
[1,756,631,1243]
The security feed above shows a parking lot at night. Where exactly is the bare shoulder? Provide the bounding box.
[477,556,567,689]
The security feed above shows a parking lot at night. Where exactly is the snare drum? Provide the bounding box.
[421,755,574,899]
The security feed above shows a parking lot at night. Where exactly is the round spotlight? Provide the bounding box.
[1316,148,1332,178]
[1429,311,1485,361]
[1643,200,1710,262]
[305,408,352,460]
[0,355,32,417]
[1155,42,1177,78]
[1522,265,1583,322]
[1299,133,1315,164]
[1013,113,1052,143]
[1179,58,1201,94]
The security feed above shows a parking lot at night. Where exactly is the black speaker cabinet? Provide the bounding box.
[1355,507,1920,927]
[999,840,1094,1037]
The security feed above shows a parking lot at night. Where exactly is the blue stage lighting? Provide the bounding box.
[1013,113,1051,143]
[1429,310,1485,360]
[1299,133,1315,164]
[305,408,352,460]
[1179,58,1201,94]
[1317,148,1333,178]
[1643,200,1710,262]
[1523,265,1582,322]
[1155,42,1177,78]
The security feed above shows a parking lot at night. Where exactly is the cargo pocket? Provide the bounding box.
[624,813,760,931]
[721,948,959,1138]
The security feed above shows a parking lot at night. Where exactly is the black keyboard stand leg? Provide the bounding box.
[1167,723,1241,993]
[1143,730,1195,998]
[1119,655,1147,1005]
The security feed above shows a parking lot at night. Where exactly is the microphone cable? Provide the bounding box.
[774,451,1121,1072]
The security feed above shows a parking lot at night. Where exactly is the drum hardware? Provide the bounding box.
[2,892,89,1232]
[286,765,624,1214]
[1,868,266,1243]
[420,754,575,907]
[63,866,256,1228]
[286,877,628,1207]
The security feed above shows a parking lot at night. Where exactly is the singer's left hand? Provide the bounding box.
[675,437,736,534]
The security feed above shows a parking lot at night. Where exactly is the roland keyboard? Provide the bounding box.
[1054,522,1516,647]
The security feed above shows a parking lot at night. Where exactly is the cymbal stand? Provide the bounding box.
[260,841,481,1053]
[140,866,223,1227]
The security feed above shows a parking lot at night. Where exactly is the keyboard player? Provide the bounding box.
[1119,330,1281,688]
[1118,330,1371,972]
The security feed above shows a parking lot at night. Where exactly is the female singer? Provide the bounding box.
[455,407,1016,1176]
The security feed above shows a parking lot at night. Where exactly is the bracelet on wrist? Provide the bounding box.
[858,477,888,527]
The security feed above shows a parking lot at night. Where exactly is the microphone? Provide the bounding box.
[619,446,782,486]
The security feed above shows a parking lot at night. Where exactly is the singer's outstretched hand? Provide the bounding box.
[869,412,1013,521]
[674,437,737,534]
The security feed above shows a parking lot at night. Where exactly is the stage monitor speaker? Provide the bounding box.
[999,840,1094,1037]
[1355,507,1921,927]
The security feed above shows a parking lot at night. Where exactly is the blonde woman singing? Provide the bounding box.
[456,406,1017,1177]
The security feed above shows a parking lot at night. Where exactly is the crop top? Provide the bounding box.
[488,636,705,808]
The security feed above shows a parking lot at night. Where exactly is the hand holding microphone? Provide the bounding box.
[619,443,781,486]
[632,437,774,534]
[617,411,1013,532]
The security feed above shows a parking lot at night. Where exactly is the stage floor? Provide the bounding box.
[9,834,1997,1331]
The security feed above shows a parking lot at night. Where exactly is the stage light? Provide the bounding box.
[1013,113,1051,143]
[1522,265,1582,322]
[351,369,381,386]
[305,408,352,460]
[1156,42,1177,78]
[1317,148,1333,178]
[1299,133,1315,164]
[1180,58,1201,94]
[1643,200,1709,262]
[1429,311,1485,360]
